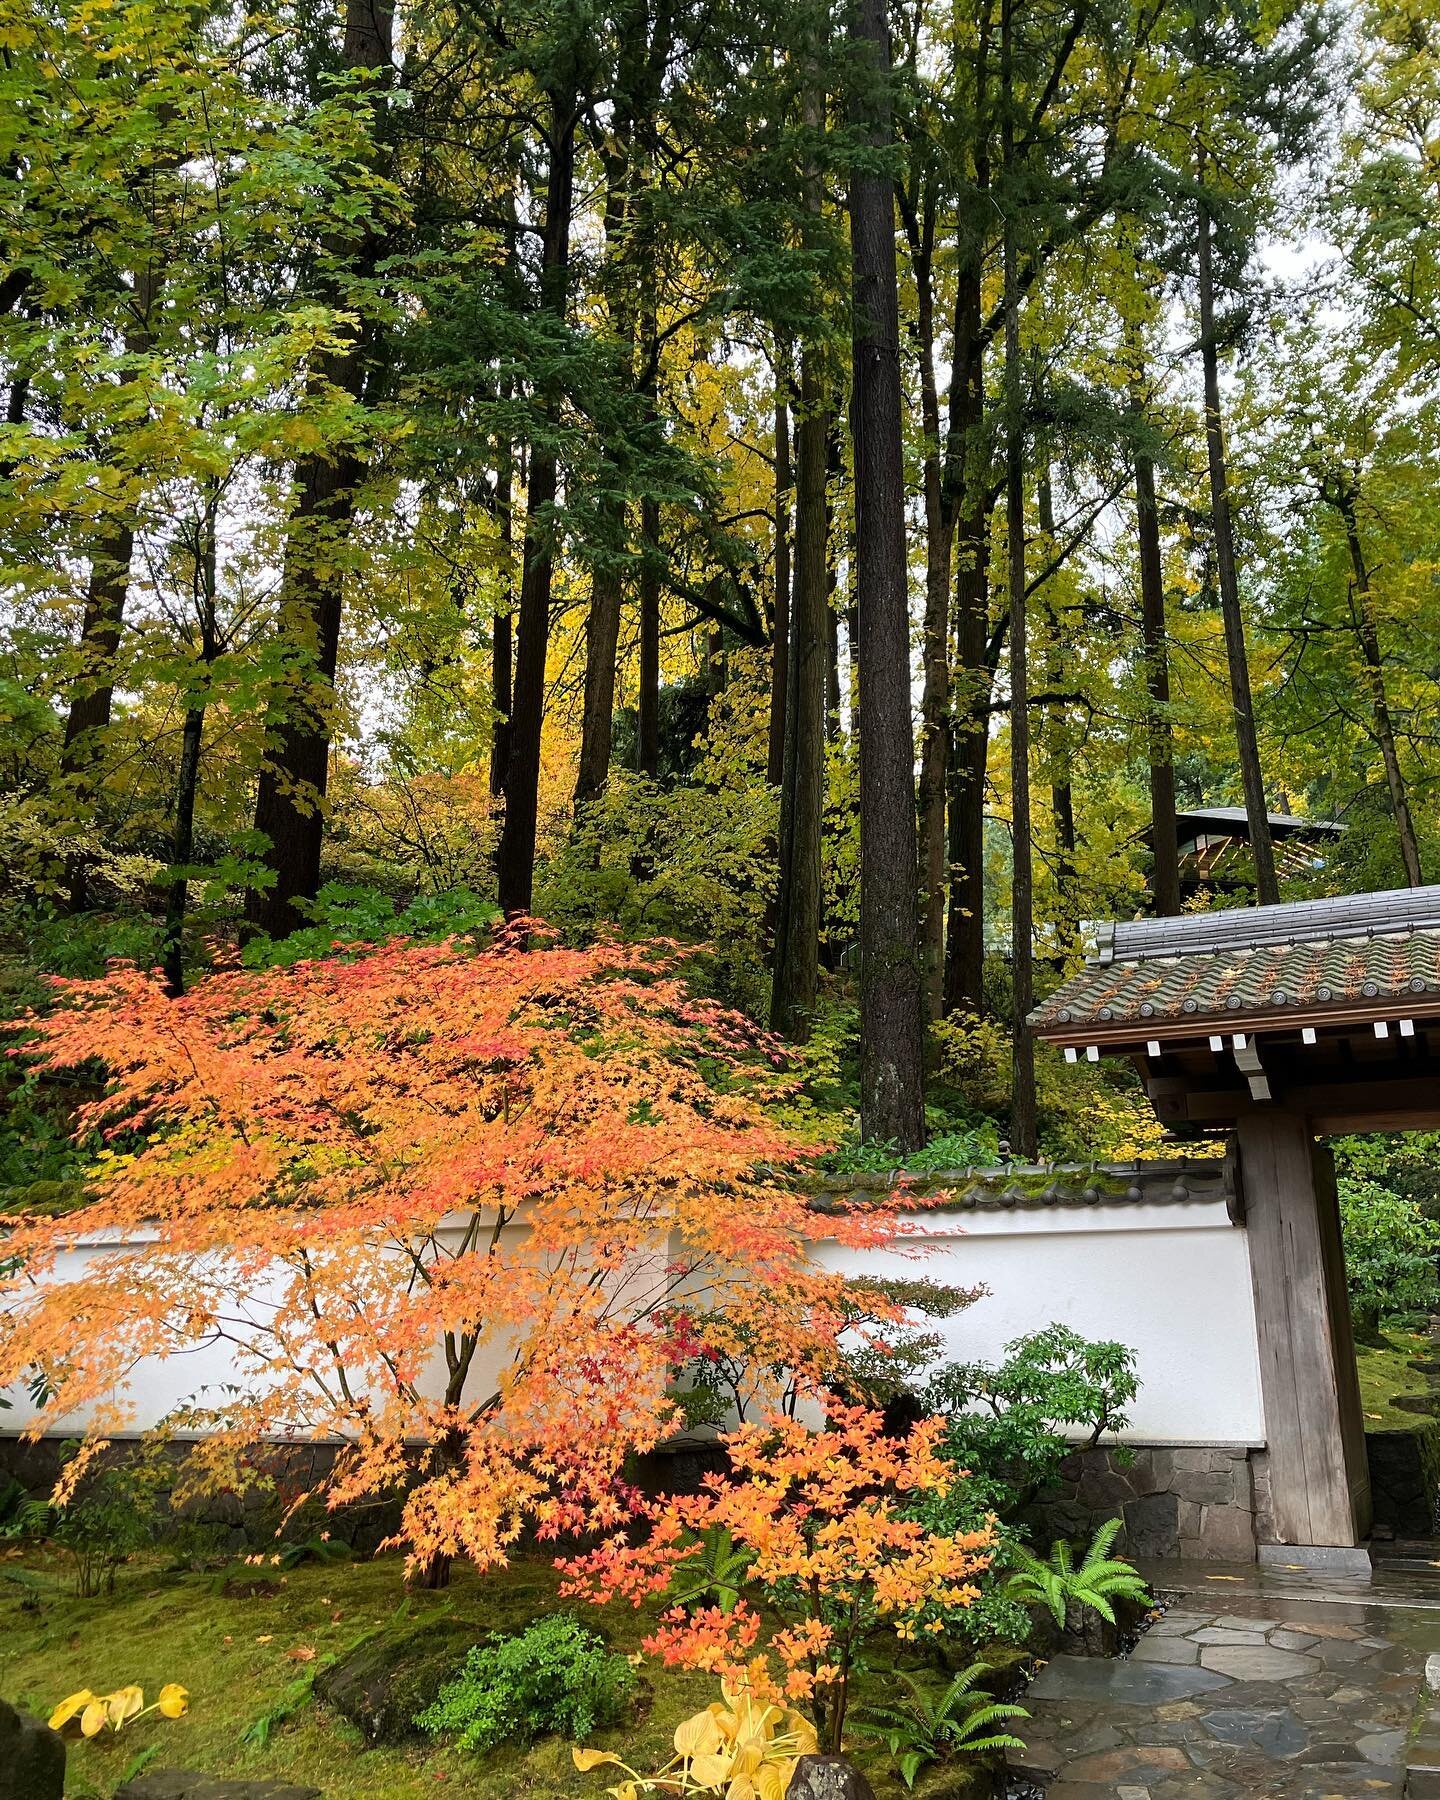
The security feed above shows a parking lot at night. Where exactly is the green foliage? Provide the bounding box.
[276,1532,352,1572]
[415,1614,638,1756]
[667,1525,754,1615]
[51,1443,171,1598]
[0,1473,51,1542]
[824,1125,1000,1175]
[1001,1519,1150,1628]
[240,883,499,968]
[852,1664,1029,1790]
[922,1325,1139,1520]
[1338,1174,1440,1340]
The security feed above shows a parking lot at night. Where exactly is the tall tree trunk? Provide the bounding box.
[575,520,625,810]
[1336,486,1423,888]
[60,260,161,910]
[769,58,828,1042]
[942,262,991,1018]
[1001,0,1035,1159]
[1196,155,1277,905]
[1036,464,1077,947]
[769,346,828,1039]
[768,348,792,788]
[490,445,514,799]
[495,77,577,915]
[906,183,951,1019]
[162,502,220,997]
[637,491,661,777]
[1131,369,1181,917]
[849,0,925,1149]
[245,0,394,938]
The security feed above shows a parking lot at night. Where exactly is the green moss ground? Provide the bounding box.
[0,1547,999,1799]
[1355,1327,1434,1430]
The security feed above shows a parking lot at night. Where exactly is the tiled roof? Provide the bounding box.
[1031,886,1440,1037]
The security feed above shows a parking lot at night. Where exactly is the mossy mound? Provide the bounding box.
[313,1616,481,1744]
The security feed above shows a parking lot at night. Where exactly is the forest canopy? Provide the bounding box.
[1,0,1436,1157]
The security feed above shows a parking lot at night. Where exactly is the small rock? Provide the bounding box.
[787,1755,878,1799]
[114,1776,321,1800]
[0,1698,64,1800]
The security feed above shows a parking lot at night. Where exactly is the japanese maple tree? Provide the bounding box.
[0,926,909,1580]
[559,1404,996,1752]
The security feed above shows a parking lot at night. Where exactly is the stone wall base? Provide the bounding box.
[1027,1444,1260,1562]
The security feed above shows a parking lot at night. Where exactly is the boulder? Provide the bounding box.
[312,1616,479,1744]
[788,1755,878,1800]
[0,1697,64,1800]
[114,1776,319,1800]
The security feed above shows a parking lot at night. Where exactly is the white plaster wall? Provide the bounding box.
[2,1201,1266,1449]
[811,1199,1266,1446]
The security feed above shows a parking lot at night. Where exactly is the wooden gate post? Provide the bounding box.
[1235,1112,1371,1549]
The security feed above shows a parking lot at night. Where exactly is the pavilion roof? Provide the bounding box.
[1031,884,1440,1043]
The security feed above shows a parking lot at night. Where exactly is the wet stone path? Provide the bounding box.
[1006,1554,1440,1799]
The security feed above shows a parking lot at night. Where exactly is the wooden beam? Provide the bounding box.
[1235,1114,1371,1548]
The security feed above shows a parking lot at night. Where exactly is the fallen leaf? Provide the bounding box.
[330,1610,343,1624]
[222,1635,233,1645]
[1205,1575,1243,1582]
[285,1645,317,1663]
[256,1634,274,1644]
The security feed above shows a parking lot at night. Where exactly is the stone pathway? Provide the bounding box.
[1008,1553,1440,1799]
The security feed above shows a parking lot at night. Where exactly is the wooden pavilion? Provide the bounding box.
[1031,884,1440,1563]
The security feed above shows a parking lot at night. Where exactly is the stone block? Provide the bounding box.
[1193,1502,1258,1562]
[1122,1490,1181,1558]
[788,1756,878,1800]
[0,1698,64,1800]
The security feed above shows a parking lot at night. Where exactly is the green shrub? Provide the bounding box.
[51,1442,171,1596]
[415,1613,637,1755]
[240,882,498,969]
[921,1324,1138,1521]
[852,1664,1029,1790]
[1339,1175,1440,1341]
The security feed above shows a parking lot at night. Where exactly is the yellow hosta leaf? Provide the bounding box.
[156,1684,189,1719]
[80,1700,109,1738]
[573,1747,623,1772]
[785,1712,819,1756]
[675,1708,726,1758]
[691,1749,734,1788]
[752,1767,789,1800]
[107,1686,144,1728]
[48,1691,94,1730]
[726,1778,759,1800]
[730,1736,765,1776]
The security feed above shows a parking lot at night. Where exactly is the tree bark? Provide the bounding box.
[1036,464,1077,948]
[162,502,220,997]
[1001,0,1035,1159]
[1132,376,1182,916]
[575,519,625,809]
[769,55,829,1042]
[767,349,792,788]
[906,181,951,1019]
[849,0,925,1149]
[1336,485,1423,888]
[495,76,577,915]
[490,448,514,799]
[637,491,661,777]
[942,256,992,1018]
[769,344,828,1040]
[245,0,395,938]
[1196,157,1278,905]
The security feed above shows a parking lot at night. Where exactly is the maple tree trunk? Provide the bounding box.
[495,79,577,915]
[768,356,792,788]
[162,701,207,998]
[1338,489,1423,887]
[1001,0,1035,1160]
[1196,161,1278,906]
[850,0,925,1150]
[245,0,394,938]
[1134,412,1181,917]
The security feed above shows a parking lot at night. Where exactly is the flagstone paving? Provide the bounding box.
[1006,1552,1440,1799]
